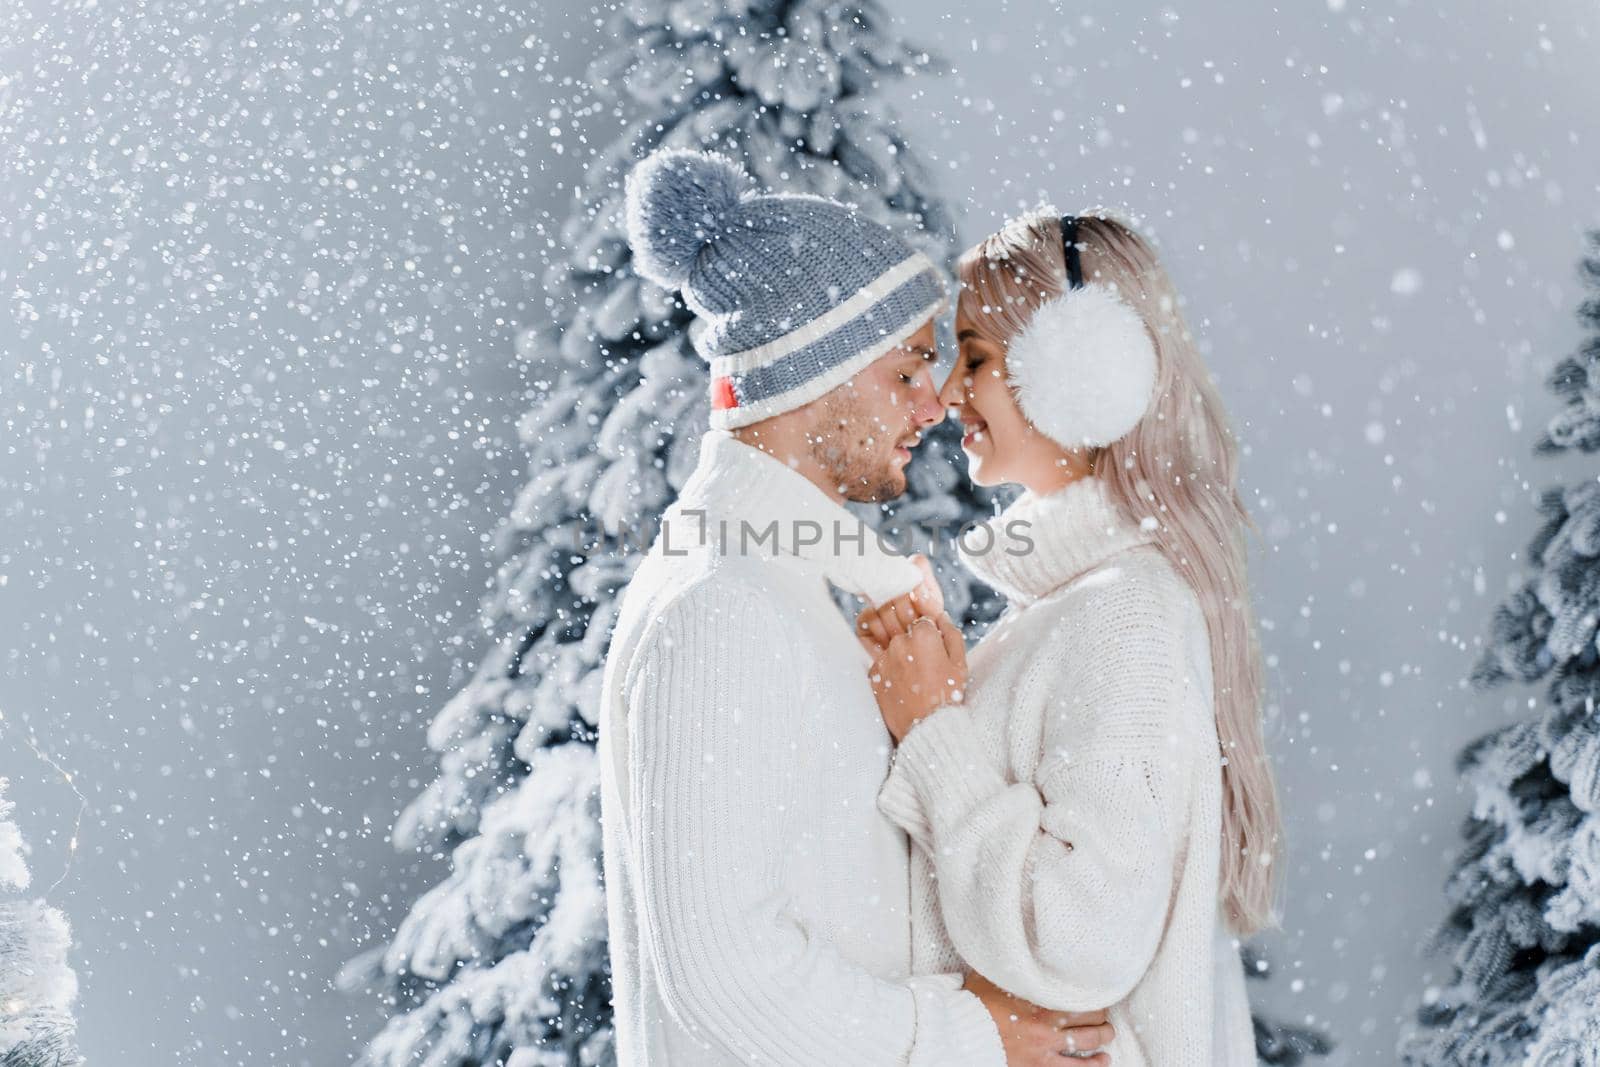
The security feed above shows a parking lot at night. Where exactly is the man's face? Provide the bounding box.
[803,319,946,503]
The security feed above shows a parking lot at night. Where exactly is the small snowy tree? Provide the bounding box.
[1404,232,1600,1065]
[1244,945,1334,1065]
[337,4,986,1065]
[0,778,80,1067]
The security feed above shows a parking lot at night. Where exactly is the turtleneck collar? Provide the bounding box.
[671,429,924,606]
[960,475,1158,606]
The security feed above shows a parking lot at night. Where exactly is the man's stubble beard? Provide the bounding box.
[807,390,906,504]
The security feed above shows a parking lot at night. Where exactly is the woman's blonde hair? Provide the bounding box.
[958,209,1283,934]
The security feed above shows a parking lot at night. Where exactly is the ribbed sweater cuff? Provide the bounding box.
[906,973,1008,1067]
[878,703,1009,853]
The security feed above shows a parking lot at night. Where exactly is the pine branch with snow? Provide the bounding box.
[0,778,81,1067]
[1403,231,1600,1065]
[1241,944,1334,1065]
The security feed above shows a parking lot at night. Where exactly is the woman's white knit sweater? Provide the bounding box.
[877,475,1259,1066]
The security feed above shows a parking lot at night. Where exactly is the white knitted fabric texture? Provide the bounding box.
[597,431,1009,1066]
[878,475,1260,1066]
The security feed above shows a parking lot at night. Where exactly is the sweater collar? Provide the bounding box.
[671,429,923,606]
[960,475,1157,606]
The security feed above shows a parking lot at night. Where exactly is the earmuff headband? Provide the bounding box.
[1059,214,1084,290]
[1001,212,1159,449]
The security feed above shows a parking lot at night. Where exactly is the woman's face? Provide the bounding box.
[941,293,1094,491]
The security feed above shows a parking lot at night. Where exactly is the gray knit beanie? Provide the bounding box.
[623,148,947,429]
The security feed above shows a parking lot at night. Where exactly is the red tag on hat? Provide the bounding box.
[711,376,738,410]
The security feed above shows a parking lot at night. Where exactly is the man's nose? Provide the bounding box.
[936,368,965,410]
[913,380,946,427]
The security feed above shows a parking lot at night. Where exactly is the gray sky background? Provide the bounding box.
[3,1,1598,1063]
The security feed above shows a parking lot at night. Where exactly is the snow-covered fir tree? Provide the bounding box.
[1404,232,1600,1065]
[336,4,991,1065]
[0,778,80,1067]
[1245,945,1334,1065]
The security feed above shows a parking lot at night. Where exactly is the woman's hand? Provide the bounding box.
[961,970,1114,1065]
[869,611,968,743]
[856,554,943,659]
[856,591,919,659]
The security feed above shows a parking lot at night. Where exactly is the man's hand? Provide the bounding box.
[962,970,1114,1065]
[868,611,967,743]
[907,553,944,613]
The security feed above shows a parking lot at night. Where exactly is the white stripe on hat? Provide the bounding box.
[709,292,947,430]
[707,253,941,377]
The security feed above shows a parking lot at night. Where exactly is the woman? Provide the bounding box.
[859,211,1282,1065]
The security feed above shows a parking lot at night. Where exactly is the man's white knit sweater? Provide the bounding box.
[877,475,1259,1066]
[597,429,1009,1066]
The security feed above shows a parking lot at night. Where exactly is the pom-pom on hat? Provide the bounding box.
[623,148,946,429]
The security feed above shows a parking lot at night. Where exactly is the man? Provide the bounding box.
[596,149,1113,1066]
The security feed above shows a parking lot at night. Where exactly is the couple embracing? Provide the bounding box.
[596,148,1282,1066]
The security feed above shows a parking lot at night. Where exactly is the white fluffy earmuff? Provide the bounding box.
[1003,281,1158,449]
